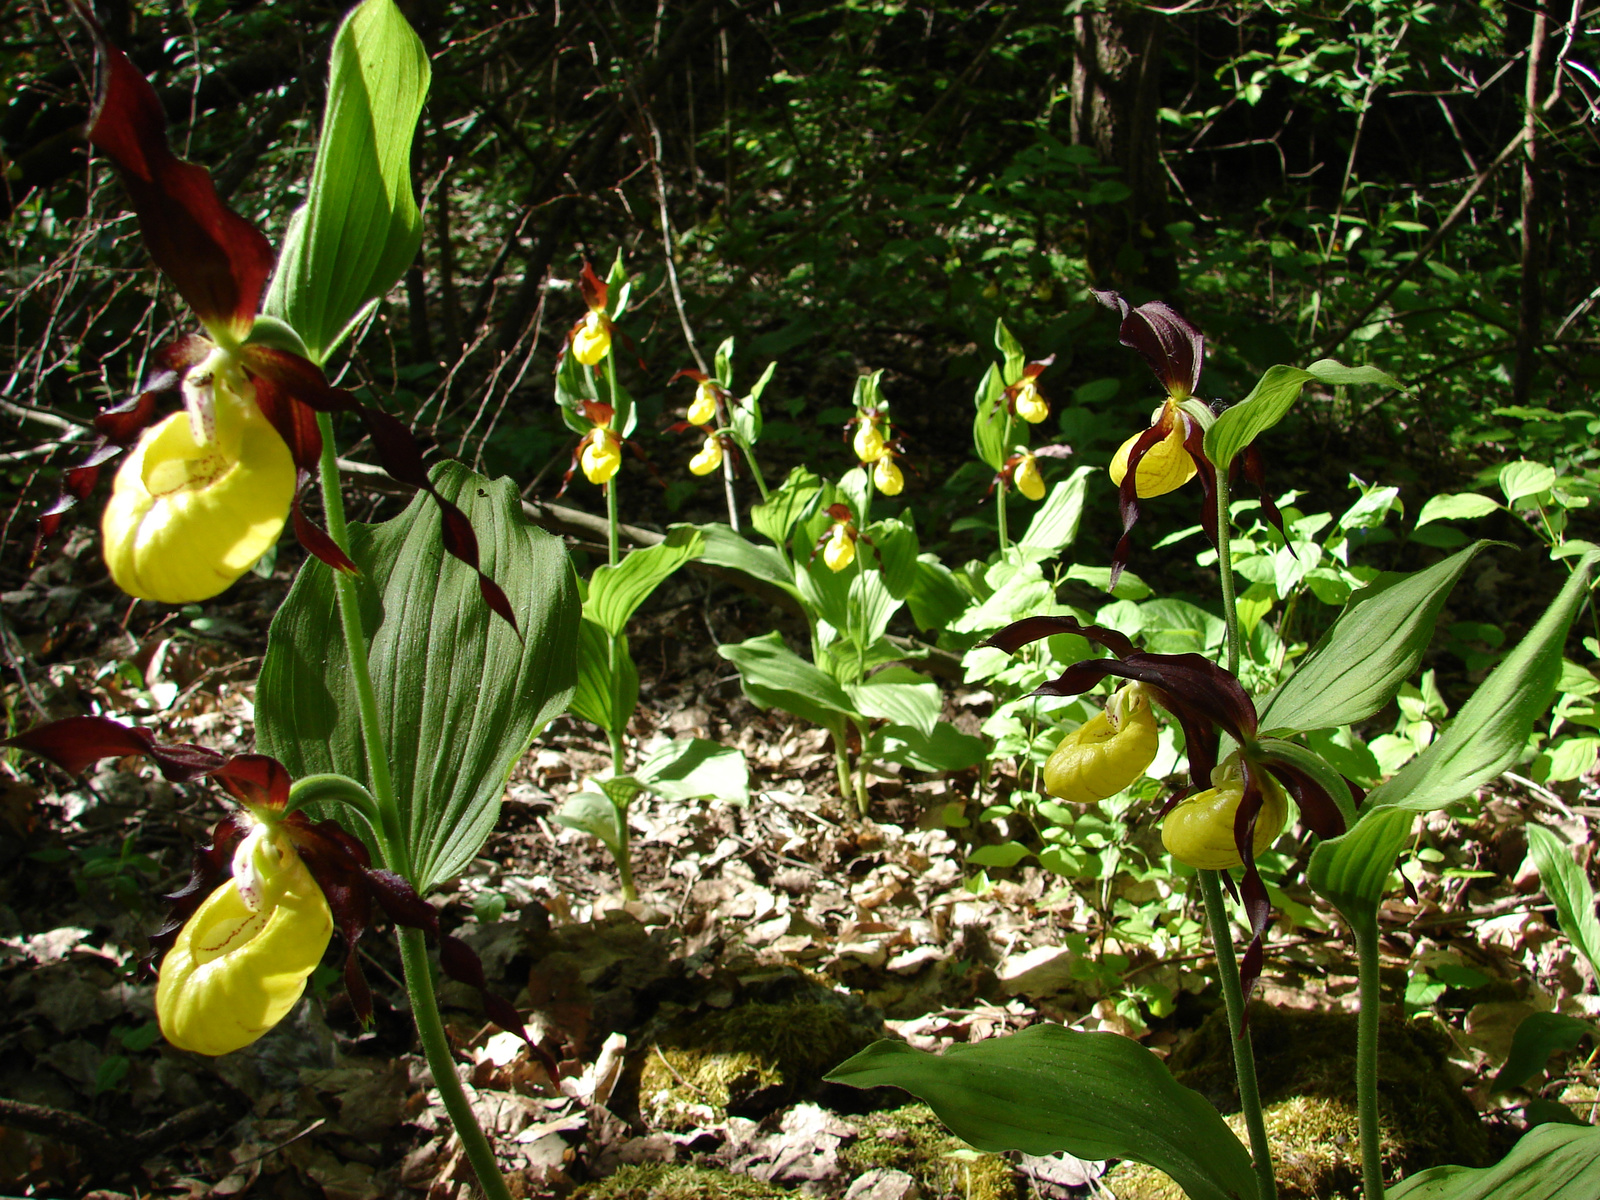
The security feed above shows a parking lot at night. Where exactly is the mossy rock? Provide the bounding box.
[1152,1004,1484,1196]
[571,1163,793,1199]
[639,1000,881,1131]
[1106,1094,1382,1199]
[841,1103,1017,1200]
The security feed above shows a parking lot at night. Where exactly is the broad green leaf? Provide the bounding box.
[553,790,624,857]
[880,722,988,772]
[906,557,971,634]
[1493,1012,1597,1092]
[1526,823,1600,978]
[1137,598,1225,656]
[1366,552,1596,811]
[264,0,428,361]
[972,363,1010,470]
[1416,493,1500,527]
[570,619,638,735]
[1017,467,1094,558]
[1064,563,1151,600]
[826,1025,1255,1200]
[867,517,920,599]
[719,631,858,729]
[1258,542,1490,734]
[257,464,579,892]
[967,841,1030,867]
[1307,806,1416,940]
[994,318,1026,384]
[949,563,1052,634]
[1500,460,1557,505]
[1387,1124,1600,1199]
[797,553,854,635]
[1539,736,1600,782]
[847,667,939,736]
[1203,360,1402,473]
[751,466,821,552]
[586,526,703,637]
[850,566,904,647]
[690,522,800,601]
[636,737,749,805]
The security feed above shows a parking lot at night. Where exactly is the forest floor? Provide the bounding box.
[2,474,1599,1200]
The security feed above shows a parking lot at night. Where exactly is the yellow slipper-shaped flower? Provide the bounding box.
[1161,764,1288,870]
[1043,684,1159,804]
[101,382,294,604]
[157,823,333,1056]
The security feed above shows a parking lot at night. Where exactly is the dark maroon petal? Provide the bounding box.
[985,616,1137,659]
[1237,445,1289,550]
[6,716,157,776]
[1238,932,1265,1013]
[1023,356,1055,379]
[77,8,271,337]
[343,947,375,1026]
[669,368,710,385]
[212,754,292,813]
[579,261,608,312]
[290,473,360,576]
[146,741,230,782]
[1094,290,1204,400]
[1258,757,1350,840]
[1111,421,1168,589]
[363,867,441,930]
[150,814,251,954]
[1179,412,1220,551]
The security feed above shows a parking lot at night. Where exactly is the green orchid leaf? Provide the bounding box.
[586,526,703,637]
[994,318,1026,384]
[972,363,1011,470]
[847,667,940,736]
[1307,806,1416,941]
[1204,360,1402,473]
[905,556,972,635]
[713,336,734,387]
[1017,467,1095,559]
[264,0,428,362]
[553,790,625,857]
[1366,551,1596,812]
[967,841,1031,868]
[1526,823,1600,978]
[719,631,859,728]
[570,619,638,736]
[257,463,579,892]
[1259,541,1492,734]
[1387,1124,1600,1199]
[867,517,920,599]
[797,553,854,635]
[1493,1012,1597,1093]
[851,565,905,648]
[880,721,988,772]
[636,737,749,805]
[690,522,800,601]
[826,1025,1255,1200]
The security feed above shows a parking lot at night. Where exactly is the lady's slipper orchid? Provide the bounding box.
[852,415,887,464]
[1162,754,1288,870]
[823,523,856,572]
[689,434,724,476]
[1108,405,1198,498]
[581,424,623,484]
[873,455,904,496]
[157,820,333,1055]
[998,357,1054,424]
[564,263,614,367]
[986,615,1356,996]
[1042,683,1159,805]
[687,380,720,426]
[1014,451,1046,501]
[40,13,514,626]
[4,716,551,1066]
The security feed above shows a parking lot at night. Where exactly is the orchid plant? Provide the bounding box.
[9,7,579,1200]
[827,295,1600,1200]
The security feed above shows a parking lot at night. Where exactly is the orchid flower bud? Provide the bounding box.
[1109,404,1198,498]
[687,381,719,426]
[853,420,886,463]
[581,426,622,484]
[823,524,856,572]
[873,456,904,496]
[1013,378,1047,424]
[1043,684,1159,805]
[573,310,611,366]
[156,823,333,1056]
[1161,756,1288,870]
[689,434,723,476]
[101,371,295,603]
[1014,452,1046,501]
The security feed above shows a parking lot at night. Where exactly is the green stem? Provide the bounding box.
[996,411,1014,553]
[832,727,856,812]
[1354,917,1386,1200]
[288,773,381,836]
[738,434,771,502]
[315,414,508,1199]
[613,798,637,902]
[604,479,620,568]
[399,928,515,1200]
[1215,464,1242,676]
[1199,870,1277,1200]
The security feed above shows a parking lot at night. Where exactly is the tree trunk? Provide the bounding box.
[1069,4,1176,294]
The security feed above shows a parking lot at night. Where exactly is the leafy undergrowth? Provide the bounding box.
[2,531,1598,1200]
